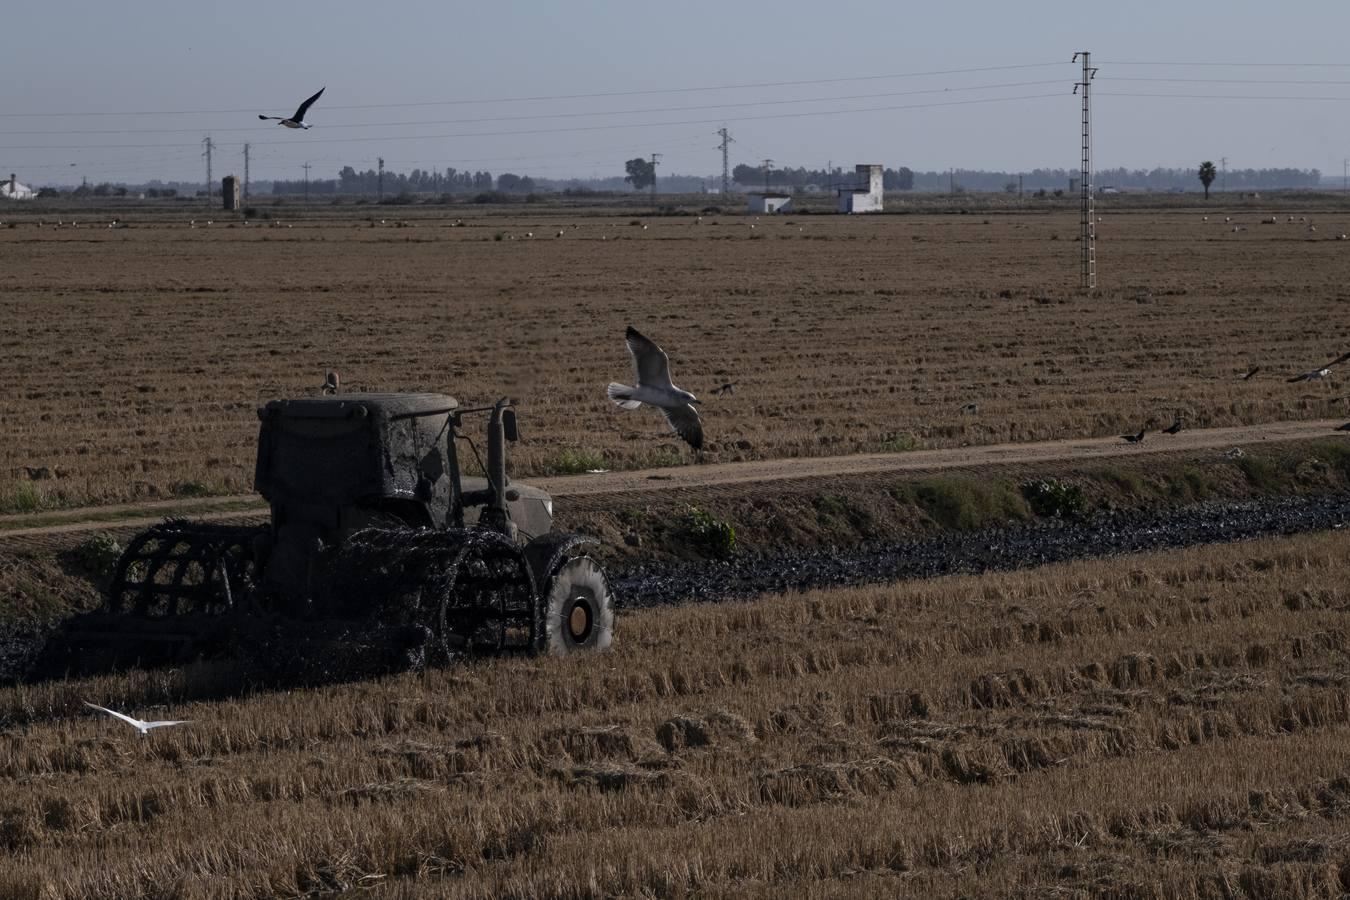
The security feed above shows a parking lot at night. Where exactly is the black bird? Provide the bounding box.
[321,371,340,395]
[1162,417,1184,435]
[1287,351,1350,383]
[1336,423,1350,432]
[1241,365,1261,381]
[259,87,325,129]
[1121,429,1146,444]
[712,382,736,397]
[959,402,980,414]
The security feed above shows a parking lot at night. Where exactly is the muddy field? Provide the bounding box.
[3,201,1350,510]
[2,529,1350,898]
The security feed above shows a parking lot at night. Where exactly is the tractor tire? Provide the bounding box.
[541,556,614,655]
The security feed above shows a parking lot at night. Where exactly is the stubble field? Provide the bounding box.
[2,201,1350,511]
[2,528,1350,897]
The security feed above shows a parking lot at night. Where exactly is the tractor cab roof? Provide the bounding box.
[262,392,458,421]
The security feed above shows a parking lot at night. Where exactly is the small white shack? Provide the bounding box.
[747,192,792,214]
[838,164,883,213]
[1,174,34,200]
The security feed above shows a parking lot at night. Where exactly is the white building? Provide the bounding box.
[1,174,34,200]
[747,192,792,214]
[838,164,883,213]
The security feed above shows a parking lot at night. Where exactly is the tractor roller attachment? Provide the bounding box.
[318,527,539,661]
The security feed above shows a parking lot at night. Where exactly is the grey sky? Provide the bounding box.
[5,0,1350,186]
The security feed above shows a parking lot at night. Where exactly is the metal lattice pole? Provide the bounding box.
[650,153,662,204]
[243,143,250,204]
[202,135,214,204]
[716,127,734,197]
[1074,51,1097,291]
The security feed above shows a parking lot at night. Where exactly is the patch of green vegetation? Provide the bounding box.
[621,448,685,470]
[1099,466,1145,496]
[676,505,737,559]
[812,494,875,531]
[877,434,920,453]
[0,482,48,515]
[65,533,123,587]
[903,477,1030,531]
[540,449,608,476]
[1164,466,1213,502]
[171,481,212,498]
[1236,455,1281,492]
[1305,441,1350,479]
[1020,478,1086,519]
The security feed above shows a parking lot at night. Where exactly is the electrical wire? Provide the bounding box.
[0,92,1066,151]
[0,80,1068,136]
[0,61,1066,118]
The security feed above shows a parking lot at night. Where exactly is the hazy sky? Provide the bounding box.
[5,1,1350,186]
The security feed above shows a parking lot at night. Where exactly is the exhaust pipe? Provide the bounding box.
[478,398,516,538]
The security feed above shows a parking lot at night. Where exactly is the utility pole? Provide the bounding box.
[201,135,215,204]
[302,162,312,202]
[1343,158,1348,194]
[650,153,662,204]
[715,127,734,197]
[1073,51,1097,291]
[761,158,774,194]
[949,167,954,195]
[1018,174,1024,198]
[242,143,250,204]
[377,157,384,200]
[1221,156,1228,194]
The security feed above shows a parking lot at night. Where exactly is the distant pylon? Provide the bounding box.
[716,127,734,197]
[1073,51,1097,291]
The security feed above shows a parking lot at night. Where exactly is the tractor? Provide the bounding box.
[48,391,614,677]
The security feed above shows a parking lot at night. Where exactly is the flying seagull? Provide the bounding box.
[84,702,189,735]
[1121,428,1146,444]
[712,382,736,397]
[258,87,325,129]
[1287,352,1350,383]
[607,326,703,450]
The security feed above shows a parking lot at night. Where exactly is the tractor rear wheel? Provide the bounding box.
[542,556,614,655]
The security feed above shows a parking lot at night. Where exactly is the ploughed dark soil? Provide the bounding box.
[613,490,1350,608]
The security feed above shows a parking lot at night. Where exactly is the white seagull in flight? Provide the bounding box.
[85,702,190,735]
[608,326,703,450]
[258,87,325,129]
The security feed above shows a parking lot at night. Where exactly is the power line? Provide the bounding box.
[1103,76,1350,86]
[1097,91,1350,101]
[1095,60,1350,68]
[0,80,1069,136]
[0,62,1067,119]
[0,92,1065,151]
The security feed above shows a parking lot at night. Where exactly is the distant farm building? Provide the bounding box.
[838,164,883,213]
[747,192,792,214]
[1,174,34,200]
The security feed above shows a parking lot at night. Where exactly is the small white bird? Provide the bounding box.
[258,87,325,130]
[85,702,189,735]
[608,326,703,450]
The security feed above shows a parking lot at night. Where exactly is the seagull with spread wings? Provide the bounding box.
[607,326,703,450]
[258,87,325,129]
[85,702,190,735]
[1287,351,1350,383]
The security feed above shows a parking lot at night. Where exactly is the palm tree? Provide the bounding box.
[1198,161,1217,200]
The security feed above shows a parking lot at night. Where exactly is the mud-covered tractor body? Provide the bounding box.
[53,392,613,676]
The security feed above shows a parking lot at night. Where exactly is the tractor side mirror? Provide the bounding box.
[502,409,519,442]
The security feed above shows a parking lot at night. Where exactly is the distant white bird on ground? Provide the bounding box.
[84,702,189,735]
[258,87,325,129]
[1287,352,1350,383]
[608,326,703,450]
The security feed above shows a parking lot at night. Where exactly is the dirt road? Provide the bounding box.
[3,419,1344,541]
